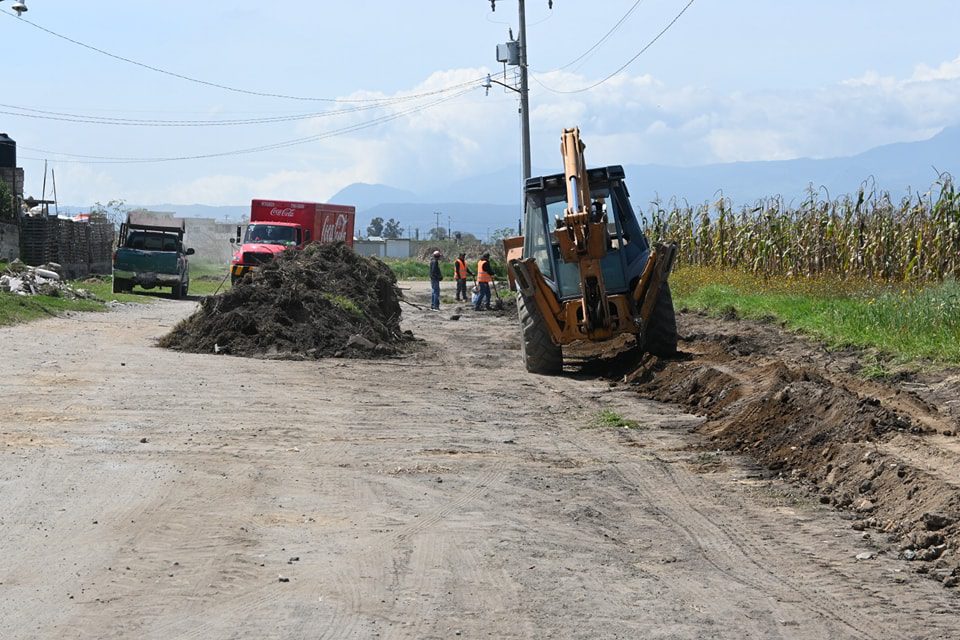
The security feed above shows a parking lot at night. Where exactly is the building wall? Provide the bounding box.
[354,241,386,258]
[385,239,411,259]
[183,217,242,266]
[0,221,18,261]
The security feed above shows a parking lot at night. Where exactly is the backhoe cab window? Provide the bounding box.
[523,195,554,279]
[526,183,639,299]
[245,224,299,245]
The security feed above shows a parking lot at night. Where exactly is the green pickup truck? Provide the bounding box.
[112,214,195,298]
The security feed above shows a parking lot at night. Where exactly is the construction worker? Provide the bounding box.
[475,252,495,311]
[429,250,443,311]
[453,253,473,302]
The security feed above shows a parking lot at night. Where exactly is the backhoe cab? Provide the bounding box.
[506,127,678,374]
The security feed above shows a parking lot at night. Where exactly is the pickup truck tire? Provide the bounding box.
[182,280,189,297]
[517,293,563,375]
[171,282,183,299]
[643,282,678,357]
[112,278,130,294]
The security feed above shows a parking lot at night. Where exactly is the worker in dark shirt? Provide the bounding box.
[429,250,443,310]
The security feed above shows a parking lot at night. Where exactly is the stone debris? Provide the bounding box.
[0,260,96,300]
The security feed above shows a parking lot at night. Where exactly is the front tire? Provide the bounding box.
[643,282,678,357]
[517,293,563,375]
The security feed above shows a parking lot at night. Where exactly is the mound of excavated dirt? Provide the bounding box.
[627,313,960,588]
[159,243,408,359]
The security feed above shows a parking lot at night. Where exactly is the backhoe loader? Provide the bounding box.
[505,127,677,374]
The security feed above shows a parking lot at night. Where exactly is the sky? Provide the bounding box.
[2,0,960,211]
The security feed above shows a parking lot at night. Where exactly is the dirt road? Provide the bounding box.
[2,285,958,639]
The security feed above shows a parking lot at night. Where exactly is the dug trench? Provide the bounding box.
[615,311,960,589]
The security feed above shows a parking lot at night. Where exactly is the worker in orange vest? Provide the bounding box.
[475,252,495,311]
[453,253,474,302]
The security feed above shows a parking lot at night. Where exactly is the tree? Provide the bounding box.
[429,226,448,241]
[490,227,516,242]
[366,217,384,238]
[90,199,130,230]
[382,218,403,239]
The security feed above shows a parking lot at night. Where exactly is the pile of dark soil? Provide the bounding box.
[626,312,960,588]
[159,243,408,359]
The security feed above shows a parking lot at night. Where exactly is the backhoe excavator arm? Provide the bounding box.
[555,127,614,339]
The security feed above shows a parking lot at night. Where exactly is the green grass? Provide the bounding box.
[383,258,430,280]
[0,259,235,326]
[323,293,362,315]
[0,291,106,326]
[1,262,113,325]
[591,409,640,429]
[671,266,960,365]
[190,261,231,279]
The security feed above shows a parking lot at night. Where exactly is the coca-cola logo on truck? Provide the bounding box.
[269,207,296,218]
[321,213,351,243]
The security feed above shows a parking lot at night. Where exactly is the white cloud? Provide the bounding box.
[58,53,960,205]
[912,55,960,82]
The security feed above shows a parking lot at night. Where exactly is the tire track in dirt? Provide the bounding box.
[618,459,886,640]
[534,369,899,639]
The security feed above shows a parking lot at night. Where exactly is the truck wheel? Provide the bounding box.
[517,293,563,375]
[112,278,129,294]
[182,280,189,296]
[171,282,183,299]
[643,282,678,357]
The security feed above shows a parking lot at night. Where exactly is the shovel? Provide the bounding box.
[491,279,505,311]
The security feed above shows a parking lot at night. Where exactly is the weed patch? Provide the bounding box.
[591,410,640,430]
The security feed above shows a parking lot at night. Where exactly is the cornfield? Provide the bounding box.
[643,174,960,282]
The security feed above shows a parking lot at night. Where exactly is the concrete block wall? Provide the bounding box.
[0,221,19,261]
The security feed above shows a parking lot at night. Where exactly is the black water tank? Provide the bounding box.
[0,133,15,168]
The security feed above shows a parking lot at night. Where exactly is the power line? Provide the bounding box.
[536,0,646,73]
[19,87,478,164]
[0,82,480,127]
[2,11,486,104]
[532,0,696,94]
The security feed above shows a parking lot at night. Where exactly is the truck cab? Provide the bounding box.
[230,221,306,284]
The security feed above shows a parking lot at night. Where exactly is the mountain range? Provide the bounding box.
[67,125,959,238]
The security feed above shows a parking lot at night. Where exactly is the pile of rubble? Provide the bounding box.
[0,260,96,299]
[159,242,411,359]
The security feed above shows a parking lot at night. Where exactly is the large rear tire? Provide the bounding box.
[517,293,563,375]
[112,277,130,294]
[171,282,183,299]
[643,282,678,357]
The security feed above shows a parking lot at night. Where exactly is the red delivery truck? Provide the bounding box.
[230,199,356,284]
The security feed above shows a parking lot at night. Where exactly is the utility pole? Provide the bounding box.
[434,211,441,239]
[488,1,552,182]
[517,0,532,181]
[447,215,452,240]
